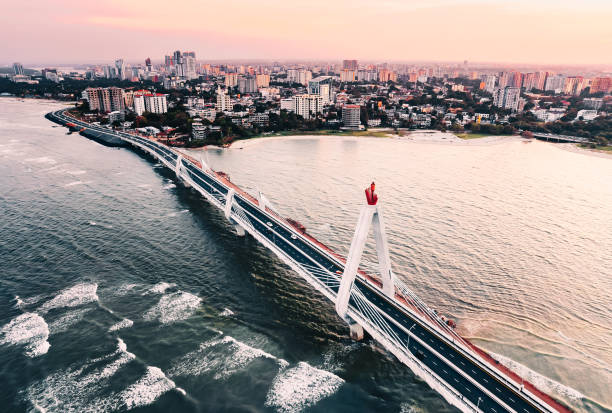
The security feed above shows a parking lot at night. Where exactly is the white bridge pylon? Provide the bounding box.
[336,184,396,320]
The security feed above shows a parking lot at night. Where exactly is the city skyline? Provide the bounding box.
[2,0,612,66]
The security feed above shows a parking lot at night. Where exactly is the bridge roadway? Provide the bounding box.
[47,110,561,413]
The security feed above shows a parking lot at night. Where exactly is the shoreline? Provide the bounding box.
[224,131,524,150]
[220,131,611,159]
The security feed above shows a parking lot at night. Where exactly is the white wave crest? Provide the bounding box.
[48,307,93,334]
[0,312,50,357]
[265,362,344,413]
[147,282,176,294]
[14,294,44,309]
[39,283,99,313]
[490,352,585,401]
[143,291,201,324]
[120,366,176,410]
[220,308,234,317]
[109,319,134,332]
[169,335,286,379]
[112,283,139,296]
[163,183,176,190]
[24,338,135,412]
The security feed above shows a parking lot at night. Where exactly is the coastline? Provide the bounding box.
[225,131,524,150]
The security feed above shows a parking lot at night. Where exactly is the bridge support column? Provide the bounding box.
[335,205,375,319]
[174,156,191,187]
[174,155,183,177]
[335,187,396,321]
[225,188,245,237]
[348,318,364,341]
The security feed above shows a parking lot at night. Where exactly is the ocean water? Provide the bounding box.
[0,98,610,413]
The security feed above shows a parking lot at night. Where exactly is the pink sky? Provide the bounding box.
[2,0,611,65]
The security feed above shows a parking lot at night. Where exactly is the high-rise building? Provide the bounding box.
[238,76,257,94]
[216,88,232,112]
[173,50,183,66]
[481,74,497,93]
[308,76,333,104]
[343,60,358,70]
[256,74,270,88]
[287,69,312,86]
[590,77,611,94]
[498,72,510,88]
[133,94,146,115]
[225,73,238,88]
[534,71,548,91]
[492,87,520,111]
[164,55,174,67]
[145,58,152,72]
[145,94,168,114]
[115,59,126,80]
[340,69,356,82]
[342,105,361,128]
[12,63,24,76]
[108,87,126,111]
[280,98,294,112]
[182,55,197,80]
[293,94,323,119]
[522,73,537,91]
[563,76,584,96]
[86,87,115,112]
[511,71,523,88]
[297,70,312,86]
[378,69,397,83]
[545,75,565,93]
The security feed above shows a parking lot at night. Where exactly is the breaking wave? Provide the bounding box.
[108,318,134,332]
[265,362,344,413]
[120,366,176,409]
[168,334,287,380]
[24,338,135,412]
[0,312,50,358]
[143,291,201,324]
[48,307,93,334]
[39,283,99,313]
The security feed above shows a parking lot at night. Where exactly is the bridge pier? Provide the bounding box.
[225,188,245,236]
[174,156,191,187]
[348,318,364,341]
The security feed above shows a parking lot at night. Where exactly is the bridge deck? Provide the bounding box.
[46,110,571,413]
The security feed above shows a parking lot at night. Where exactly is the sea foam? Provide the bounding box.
[169,335,285,380]
[39,283,99,313]
[120,366,176,409]
[48,307,93,334]
[24,338,135,412]
[143,291,201,324]
[265,362,344,413]
[108,319,134,332]
[0,312,50,357]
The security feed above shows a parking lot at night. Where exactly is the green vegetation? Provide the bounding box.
[455,132,494,140]
[246,129,392,140]
[580,143,612,152]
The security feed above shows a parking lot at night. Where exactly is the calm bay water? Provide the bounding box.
[0,99,610,413]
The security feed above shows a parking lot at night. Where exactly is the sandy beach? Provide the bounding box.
[225,130,524,150]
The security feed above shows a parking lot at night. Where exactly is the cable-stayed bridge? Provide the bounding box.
[46,110,570,413]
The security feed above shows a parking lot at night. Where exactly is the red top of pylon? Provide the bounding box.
[365,181,378,205]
